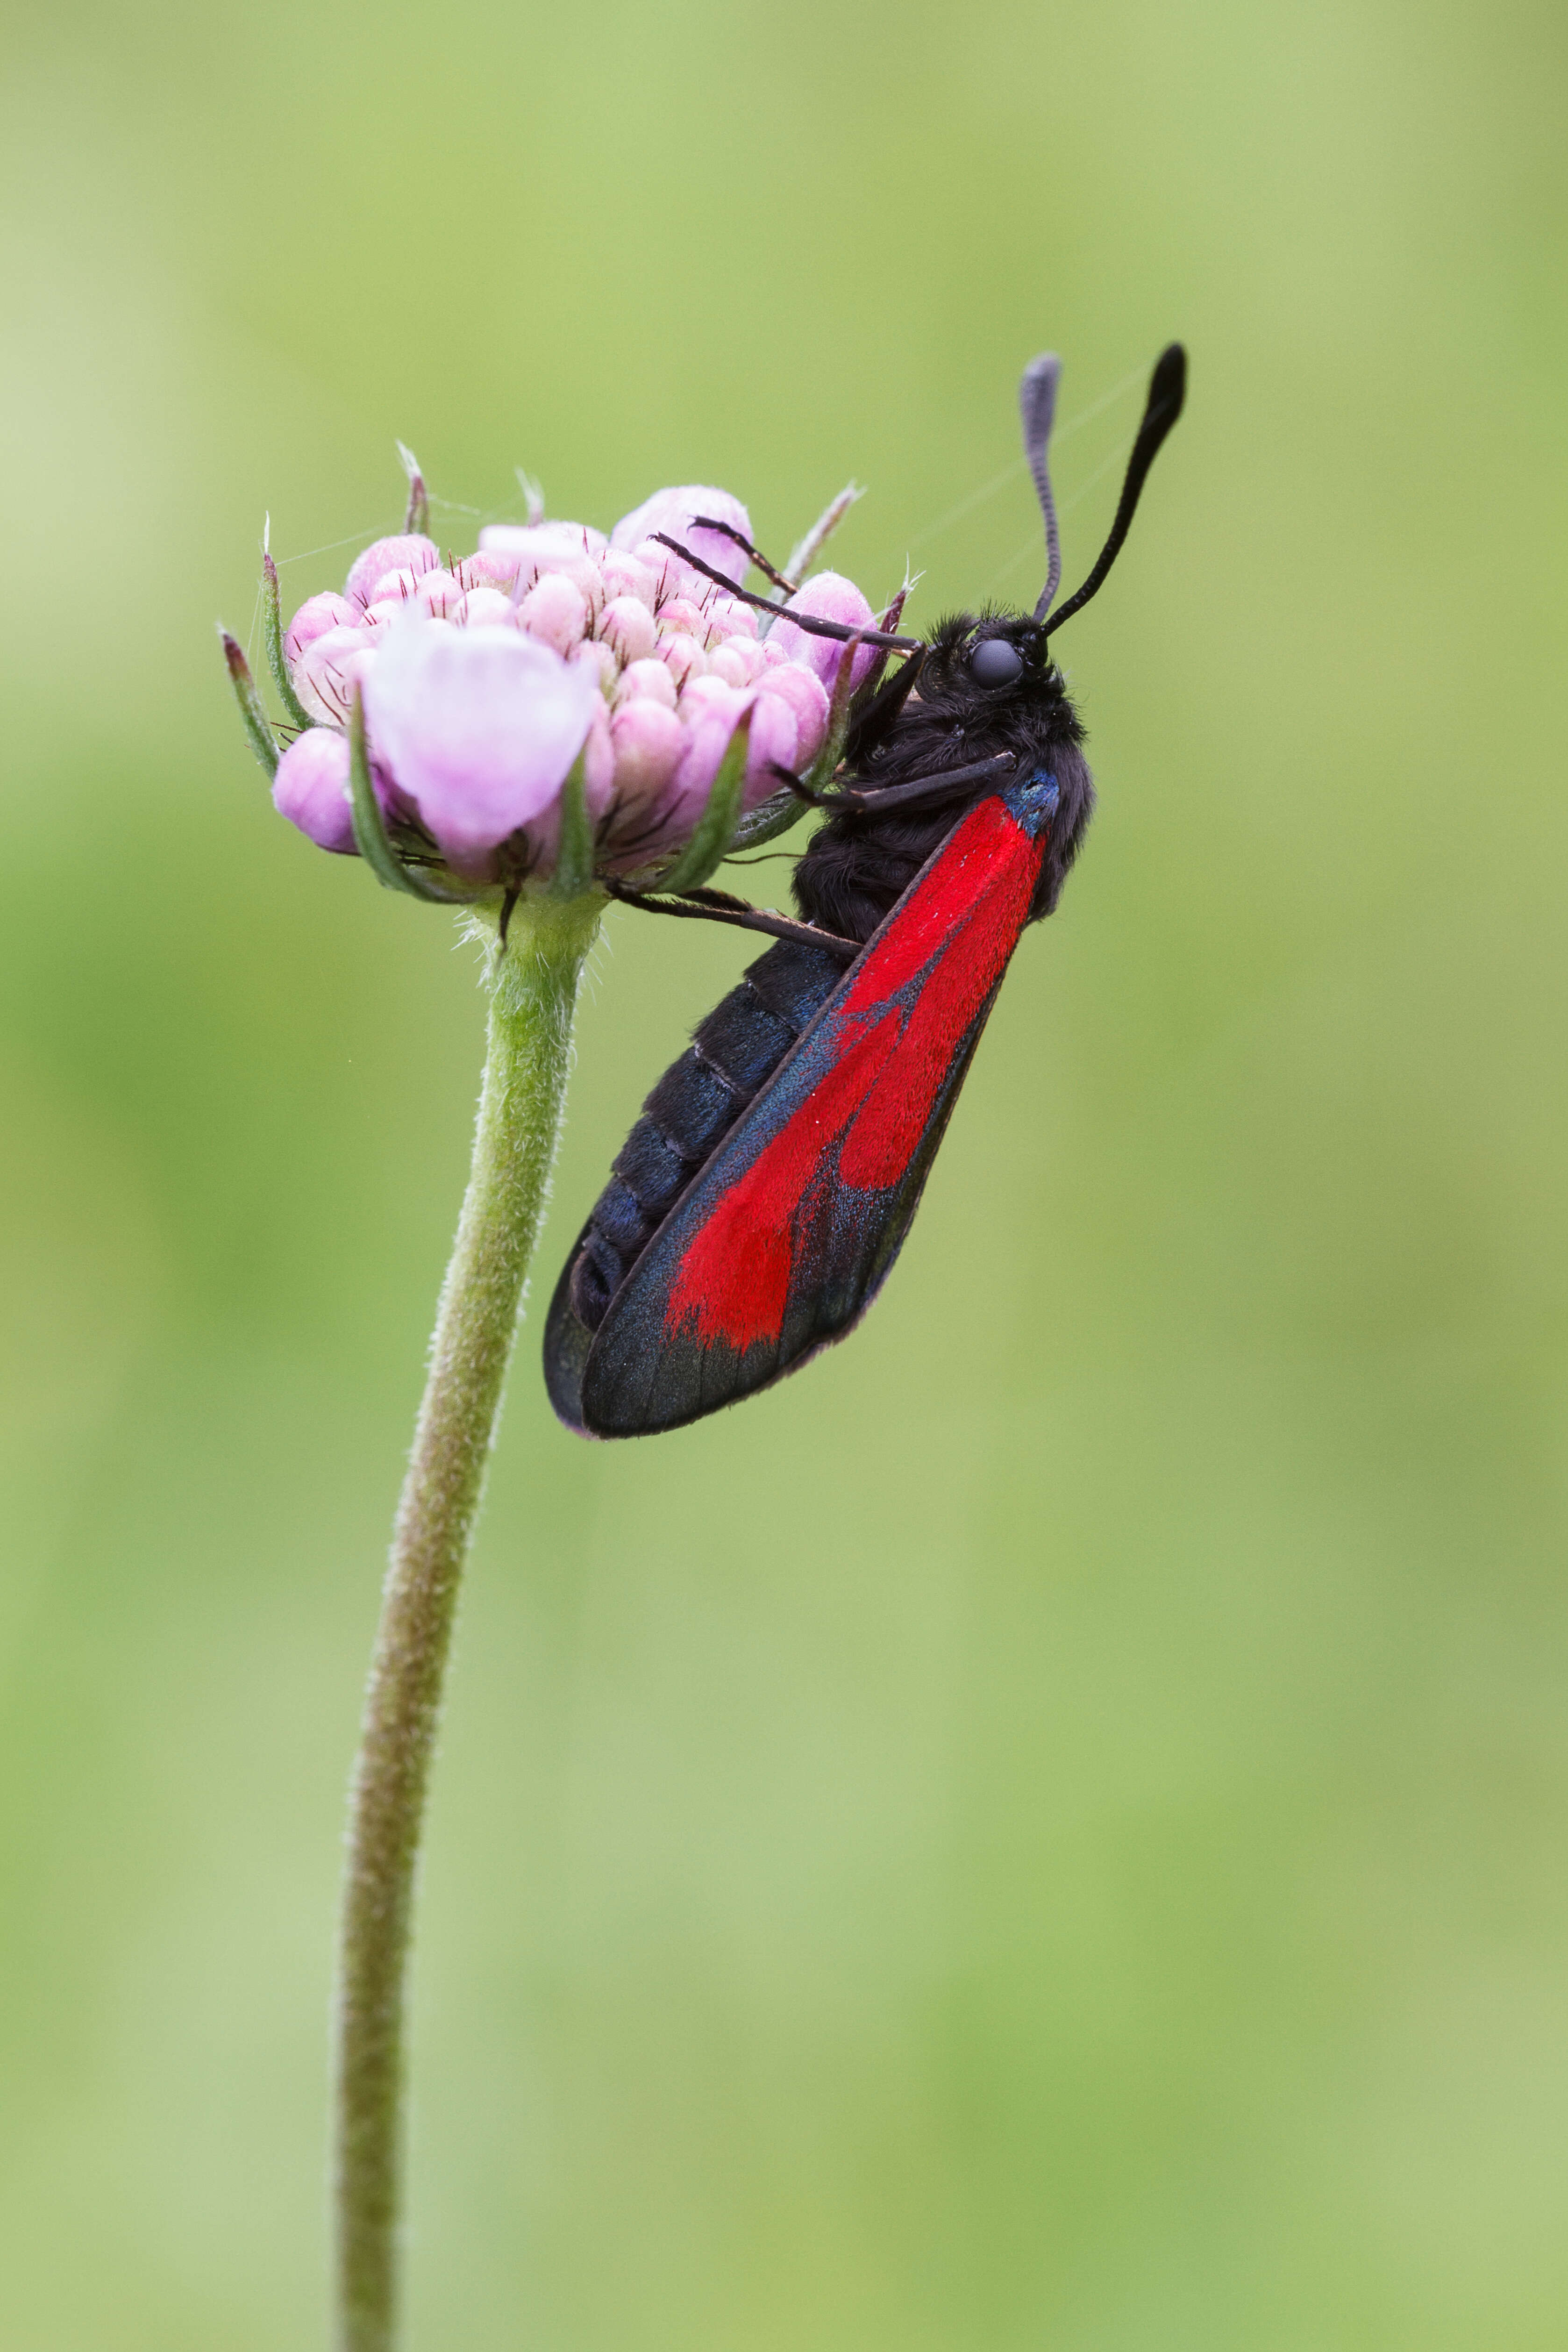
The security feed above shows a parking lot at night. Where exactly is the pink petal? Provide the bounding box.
[478,519,607,564]
[362,616,597,869]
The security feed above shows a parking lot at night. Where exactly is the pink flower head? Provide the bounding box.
[610,486,752,586]
[767,572,879,696]
[362,616,598,875]
[255,465,884,895]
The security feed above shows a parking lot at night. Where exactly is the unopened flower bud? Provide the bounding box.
[272,726,357,854]
[570,637,620,695]
[294,625,377,727]
[628,540,689,601]
[598,595,657,667]
[415,569,464,618]
[611,486,752,585]
[755,660,830,766]
[518,572,590,657]
[614,658,677,709]
[768,572,878,694]
[706,641,754,689]
[671,685,749,814]
[367,565,428,607]
[582,698,617,812]
[742,684,799,799]
[452,586,517,629]
[599,551,657,610]
[609,698,684,806]
[654,596,706,640]
[456,550,521,594]
[678,673,739,718]
[658,635,706,691]
[344,533,440,611]
[285,591,355,666]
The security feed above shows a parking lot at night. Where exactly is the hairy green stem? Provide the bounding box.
[334,892,601,2352]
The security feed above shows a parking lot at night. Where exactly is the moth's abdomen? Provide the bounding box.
[567,939,845,1331]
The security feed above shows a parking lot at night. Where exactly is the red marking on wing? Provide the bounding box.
[663,796,1046,1353]
[841,794,1022,1021]
[665,1009,903,1350]
[839,827,1037,1187]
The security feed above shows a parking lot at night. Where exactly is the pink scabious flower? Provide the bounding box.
[249,472,877,895]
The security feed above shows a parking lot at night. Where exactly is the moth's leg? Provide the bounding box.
[605,879,860,960]
[768,762,847,811]
[688,516,795,595]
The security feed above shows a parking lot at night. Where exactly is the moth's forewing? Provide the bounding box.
[575,783,1057,1437]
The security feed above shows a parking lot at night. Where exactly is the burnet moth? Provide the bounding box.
[544,343,1187,1437]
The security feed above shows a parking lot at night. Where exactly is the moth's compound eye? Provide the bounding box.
[969,637,1024,687]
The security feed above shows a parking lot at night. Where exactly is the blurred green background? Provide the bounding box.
[2,0,1565,2345]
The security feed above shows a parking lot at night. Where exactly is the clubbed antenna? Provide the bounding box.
[1042,343,1187,640]
[1020,353,1063,620]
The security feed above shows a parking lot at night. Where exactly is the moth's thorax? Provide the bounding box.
[791,614,1095,946]
[1002,769,1062,840]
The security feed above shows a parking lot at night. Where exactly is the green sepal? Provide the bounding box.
[348,689,482,904]
[712,633,870,860]
[547,744,597,900]
[805,630,862,793]
[262,553,313,733]
[220,630,279,779]
[728,786,810,853]
[782,481,862,592]
[515,467,545,526]
[397,442,430,537]
[657,708,754,894]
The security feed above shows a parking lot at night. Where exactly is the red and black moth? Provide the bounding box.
[545,343,1187,1437]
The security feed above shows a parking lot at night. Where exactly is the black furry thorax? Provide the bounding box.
[791,608,1095,944]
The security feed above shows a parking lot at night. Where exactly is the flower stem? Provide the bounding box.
[333,891,602,2352]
